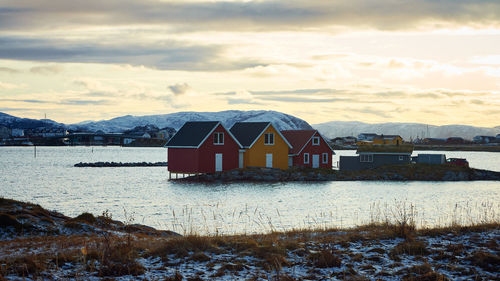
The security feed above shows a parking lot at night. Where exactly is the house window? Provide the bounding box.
[304,153,310,164]
[399,155,404,161]
[312,136,320,145]
[360,154,373,162]
[264,133,274,145]
[213,132,224,145]
[322,153,328,164]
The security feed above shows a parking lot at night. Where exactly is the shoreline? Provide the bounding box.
[176,165,500,182]
[1,198,498,280]
[333,145,500,152]
[2,144,500,152]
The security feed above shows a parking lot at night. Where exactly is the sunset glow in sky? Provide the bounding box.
[1,0,500,126]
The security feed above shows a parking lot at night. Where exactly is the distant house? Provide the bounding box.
[473,135,497,144]
[372,135,403,145]
[281,130,335,168]
[166,121,242,174]
[11,128,24,137]
[0,126,9,140]
[339,145,413,171]
[446,137,465,144]
[357,133,378,142]
[158,127,177,140]
[332,136,357,146]
[230,122,291,170]
[343,136,357,145]
[412,154,446,165]
[423,138,447,145]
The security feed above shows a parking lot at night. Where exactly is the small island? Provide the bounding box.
[177,164,500,182]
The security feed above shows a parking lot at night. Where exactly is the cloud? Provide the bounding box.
[0,67,20,73]
[251,89,341,96]
[30,65,63,74]
[224,91,262,105]
[58,99,111,105]
[470,55,500,65]
[258,95,349,103]
[1,0,499,32]
[373,91,408,98]
[168,83,191,96]
[0,107,29,112]
[0,98,48,103]
[0,82,20,89]
[81,92,118,98]
[0,98,110,105]
[348,106,393,118]
[0,36,265,71]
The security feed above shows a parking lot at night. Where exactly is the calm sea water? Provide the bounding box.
[0,147,499,235]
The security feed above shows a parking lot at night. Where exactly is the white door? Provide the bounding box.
[215,153,223,172]
[312,154,320,168]
[239,151,244,169]
[266,153,273,168]
[288,156,293,167]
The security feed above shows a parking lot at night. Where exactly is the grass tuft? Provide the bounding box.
[390,239,430,258]
[308,248,342,268]
[468,251,500,271]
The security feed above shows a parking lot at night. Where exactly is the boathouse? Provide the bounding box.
[281,130,335,168]
[230,122,292,170]
[339,144,413,171]
[165,121,242,175]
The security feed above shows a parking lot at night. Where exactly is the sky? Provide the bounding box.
[0,0,500,127]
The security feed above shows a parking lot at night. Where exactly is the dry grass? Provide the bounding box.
[390,239,430,259]
[399,263,450,281]
[307,248,342,268]
[468,251,500,271]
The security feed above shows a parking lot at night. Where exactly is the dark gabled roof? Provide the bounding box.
[281,130,316,155]
[166,121,219,147]
[229,122,270,147]
[281,130,335,155]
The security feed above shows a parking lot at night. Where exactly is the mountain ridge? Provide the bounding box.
[313,120,500,140]
[68,110,313,132]
[2,111,499,140]
[0,112,65,129]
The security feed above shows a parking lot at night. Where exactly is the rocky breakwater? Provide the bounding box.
[74,161,167,167]
[177,164,500,182]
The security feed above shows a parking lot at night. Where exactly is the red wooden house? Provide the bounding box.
[165,121,242,174]
[281,130,335,168]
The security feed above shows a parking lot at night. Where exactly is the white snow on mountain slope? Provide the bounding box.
[313,121,500,140]
[0,112,65,128]
[69,110,313,132]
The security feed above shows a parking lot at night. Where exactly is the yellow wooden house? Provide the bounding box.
[230,122,292,170]
[372,135,403,145]
[357,134,404,146]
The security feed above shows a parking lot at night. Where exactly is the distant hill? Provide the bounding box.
[0,112,65,129]
[313,121,500,140]
[68,110,313,132]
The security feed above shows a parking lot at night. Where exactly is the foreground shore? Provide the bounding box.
[178,164,500,182]
[1,198,499,280]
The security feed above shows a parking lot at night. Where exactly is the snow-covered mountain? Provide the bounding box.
[313,121,500,141]
[69,110,313,132]
[0,112,65,129]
